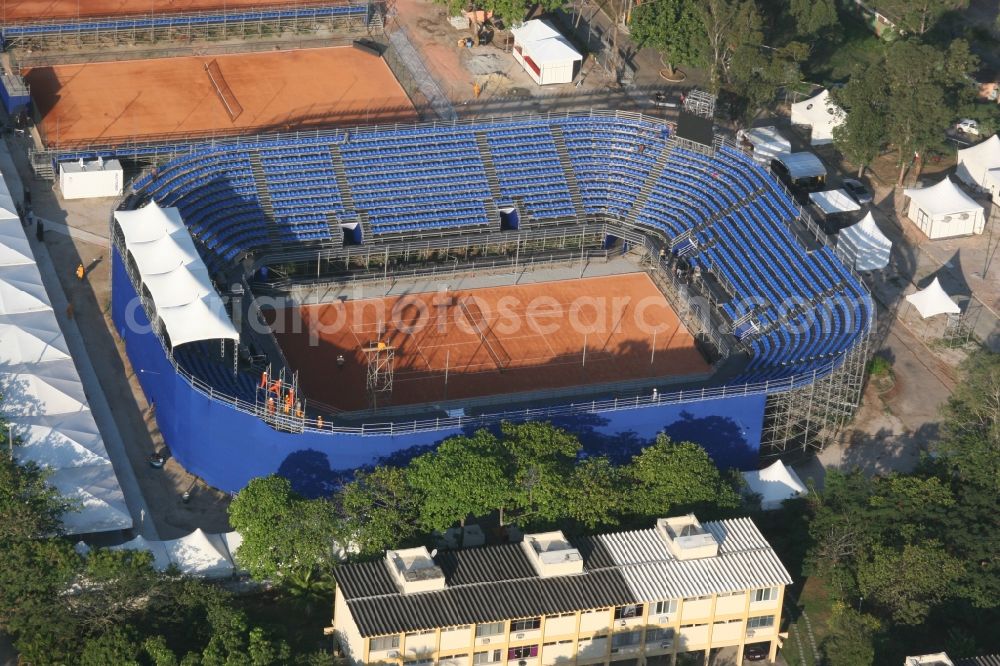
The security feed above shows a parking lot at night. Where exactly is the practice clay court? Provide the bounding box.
[26,47,416,147]
[271,274,711,411]
[0,0,315,21]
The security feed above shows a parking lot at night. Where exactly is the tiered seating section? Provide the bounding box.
[136,116,870,379]
[173,341,258,403]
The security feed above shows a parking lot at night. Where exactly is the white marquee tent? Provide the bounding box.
[904,176,985,239]
[838,212,892,272]
[113,528,238,578]
[791,89,846,145]
[738,126,791,163]
[510,20,582,86]
[809,189,860,215]
[905,278,961,319]
[0,203,131,535]
[741,460,808,510]
[114,202,238,347]
[955,134,1000,204]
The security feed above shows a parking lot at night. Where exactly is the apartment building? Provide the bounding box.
[331,514,791,666]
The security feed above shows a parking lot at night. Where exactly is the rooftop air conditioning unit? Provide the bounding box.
[746,629,756,638]
[482,638,490,644]
[387,651,399,658]
[611,648,620,654]
[518,661,527,666]
[516,633,525,639]
[658,615,669,623]
[620,620,627,627]
[660,641,673,649]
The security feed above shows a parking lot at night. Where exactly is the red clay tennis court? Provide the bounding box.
[25,47,416,148]
[270,273,711,411]
[1,0,319,22]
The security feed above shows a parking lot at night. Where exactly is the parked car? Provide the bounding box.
[955,118,980,136]
[842,178,873,205]
[744,643,769,661]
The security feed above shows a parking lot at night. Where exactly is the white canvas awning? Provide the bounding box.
[114,529,235,577]
[0,218,34,266]
[904,176,983,217]
[955,134,1000,191]
[741,460,808,510]
[0,173,131,536]
[809,189,861,215]
[114,201,238,347]
[739,126,791,162]
[790,89,845,145]
[838,212,892,271]
[774,151,826,180]
[0,263,51,314]
[906,277,961,318]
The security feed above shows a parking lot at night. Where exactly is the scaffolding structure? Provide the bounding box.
[363,341,395,409]
[682,89,716,119]
[256,365,305,432]
[1,2,369,51]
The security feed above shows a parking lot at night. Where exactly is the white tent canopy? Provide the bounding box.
[510,19,582,85]
[113,529,235,578]
[791,89,846,145]
[904,176,985,239]
[739,126,791,163]
[774,151,826,180]
[809,189,860,215]
[741,460,808,510]
[838,212,892,271]
[114,201,238,347]
[906,277,961,318]
[0,175,131,535]
[955,134,1000,202]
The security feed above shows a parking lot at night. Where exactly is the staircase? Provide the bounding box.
[367,5,384,34]
[474,132,503,201]
[627,140,674,223]
[549,126,585,218]
[329,145,356,211]
[249,151,276,221]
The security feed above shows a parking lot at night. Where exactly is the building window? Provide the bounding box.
[370,635,400,652]
[510,617,541,632]
[611,631,641,648]
[476,622,505,638]
[441,655,468,664]
[654,600,677,615]
[646,628,675,644]
[753,587,778,602]
[747,615,775,629]
[614,604,643,619]
[474,650,502,664]
[507,645,539,660]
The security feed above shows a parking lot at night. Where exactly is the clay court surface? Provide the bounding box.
[26,47,416,147]
[270,273,711,411]
[1,0,318,22]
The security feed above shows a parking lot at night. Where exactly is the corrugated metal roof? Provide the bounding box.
[957,657,1000,666]
[333,518,791,637]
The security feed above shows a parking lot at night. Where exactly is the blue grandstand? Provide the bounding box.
[134,113,872,382]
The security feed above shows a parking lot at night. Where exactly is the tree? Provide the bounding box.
[79,627,141,666]
[228,475,340,586]
[884,39,977,184]
[822,607,879,666]
[697,0,762,92]
[558,456,622,530]
[831,64,890,177]
[937,349,1000,493]
[499,421,580,526]
[407,430,513,531]
[338,465,419,557]
[856,542,965,624]
[628,0,706,78]
[0,435,74,541]
[788,0,839,38]
[625,435,740,519]
[876,0,968,34]
[728,41,806,125]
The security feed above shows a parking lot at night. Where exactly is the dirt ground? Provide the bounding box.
[26,46,416,147]
[271,273,709,410]
[0,0,318,22]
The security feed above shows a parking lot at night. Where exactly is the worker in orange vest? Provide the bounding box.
[75,264,85,281]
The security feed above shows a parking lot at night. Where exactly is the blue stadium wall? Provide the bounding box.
[112,247,765,495]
